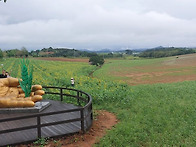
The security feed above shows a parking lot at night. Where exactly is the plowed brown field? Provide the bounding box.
[34,57,89,63]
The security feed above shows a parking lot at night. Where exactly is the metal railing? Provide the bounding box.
[42,86,93,133]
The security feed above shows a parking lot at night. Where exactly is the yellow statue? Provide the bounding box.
[0,77,45,108]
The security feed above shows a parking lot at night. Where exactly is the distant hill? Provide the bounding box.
[31,46,196,59]
[139,47,196,58]
[30,47,136,58]
[30,47,92,57]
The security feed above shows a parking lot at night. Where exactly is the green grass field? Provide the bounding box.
[94,54,196,85]
[1,56,196,146]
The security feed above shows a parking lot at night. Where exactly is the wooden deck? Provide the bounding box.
[0,100,86,147]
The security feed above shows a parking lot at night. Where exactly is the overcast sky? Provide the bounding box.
[1,0,196,51]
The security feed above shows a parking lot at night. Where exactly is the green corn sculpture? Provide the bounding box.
[19,58,33,97]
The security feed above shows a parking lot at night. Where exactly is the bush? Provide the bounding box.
[89,55,104,66]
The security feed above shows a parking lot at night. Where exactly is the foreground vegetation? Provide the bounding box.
[1,57,196,146]
[96,81,196,146]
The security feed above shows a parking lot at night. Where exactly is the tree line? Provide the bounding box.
[0,47,29,58]
[30,47,90,57]
[0,46,133,59]
[30,47,133,58]
[0,47,105,66]
[139,47,196,58]
[0,47,94,58]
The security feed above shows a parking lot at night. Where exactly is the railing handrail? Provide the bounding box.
[42,86,93,107]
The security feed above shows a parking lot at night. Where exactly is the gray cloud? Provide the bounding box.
[1,0,196,50]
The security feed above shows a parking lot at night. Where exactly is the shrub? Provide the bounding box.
[89,55,104,66]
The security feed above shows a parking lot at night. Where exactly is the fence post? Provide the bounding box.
[80,109,85,133]
[77,91,81,106]
[60,88,63,101]
[37,116,41,138]
[90,103,93,120]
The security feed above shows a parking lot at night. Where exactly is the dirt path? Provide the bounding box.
[17,110,118,147]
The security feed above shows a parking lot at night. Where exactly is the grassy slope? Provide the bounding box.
[93,58,165,81]
[94,56,196,85]
[95,81,196,146]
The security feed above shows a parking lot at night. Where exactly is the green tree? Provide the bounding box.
[89,55,105,66]
[21,47,29,57]
[30,49,40,57]
[6,49,21,57]
[0,49,3,58]
[125,49,133,55]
